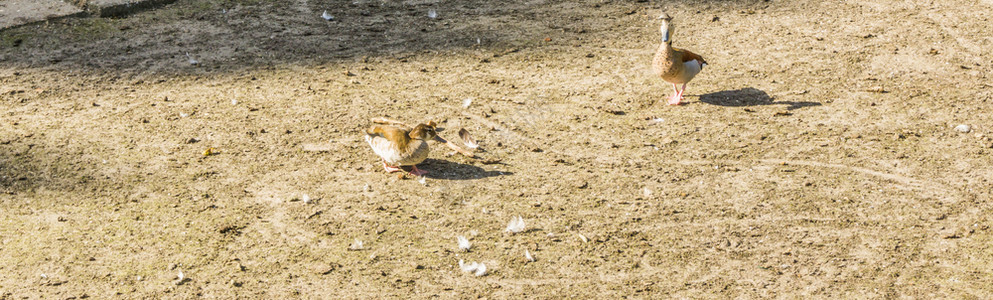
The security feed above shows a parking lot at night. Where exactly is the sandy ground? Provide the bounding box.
[0,0,84,30]
[1,0,992,298]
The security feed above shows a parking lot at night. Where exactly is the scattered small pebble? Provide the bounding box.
[473,263,487,276]
[185,52,199,66]
[457,236,471,252]
[462,98,473,108]
[348,239,364,251]
[525,250,535,262]
[302,194,311,204]
[505,216,526,233]
[955,124,971,133]
[458,260,487,276]
[175,270,187,285]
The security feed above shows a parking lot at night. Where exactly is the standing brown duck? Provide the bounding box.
[365,121,437,176]
[652,13,707,105]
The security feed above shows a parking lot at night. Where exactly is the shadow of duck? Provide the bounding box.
[416,159,510,180]
[699,88,820,110]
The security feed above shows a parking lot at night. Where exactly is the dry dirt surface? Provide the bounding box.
[2,0,993,298]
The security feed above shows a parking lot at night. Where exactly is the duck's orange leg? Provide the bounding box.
[675,83,688,102]
[383,161,403,173]
[667,83,682,105]
[409,165,428,176]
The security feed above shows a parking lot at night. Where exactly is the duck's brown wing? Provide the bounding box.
[367,125,410,148]
[674,48,707,65]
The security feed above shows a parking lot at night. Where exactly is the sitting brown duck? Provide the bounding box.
[653,13,707,105]
[365,121,437,176]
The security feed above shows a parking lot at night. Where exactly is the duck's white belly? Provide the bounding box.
[671,60,703,84]
[365,135,429,166]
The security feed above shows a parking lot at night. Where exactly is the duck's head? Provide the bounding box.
[408,121,438,140]
[658,13,674,43]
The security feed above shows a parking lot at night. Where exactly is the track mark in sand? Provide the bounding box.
[301,138,362,152]
[438,102,596,166]
[437,268,671,288]
[245,189,318,244]
[546,45,651,56]
[680,159,955,199]
[439,102,529,143]
[761,159,961,202]
[613,71,637,97]
[908,1,984,60]
[757,159,930,188]
[265,208,317,245]
[925,13,982,57]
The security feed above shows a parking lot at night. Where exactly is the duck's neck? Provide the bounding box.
[656,40,674,60]
[659,23,674,56]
